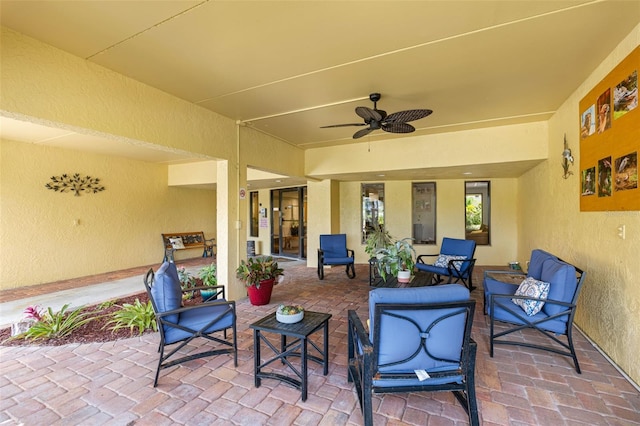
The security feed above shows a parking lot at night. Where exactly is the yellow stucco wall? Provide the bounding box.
[519,25,640,384]
[0,138,216,290]
[339,179,519,265]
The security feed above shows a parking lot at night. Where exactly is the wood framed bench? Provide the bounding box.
[161,232,215,261]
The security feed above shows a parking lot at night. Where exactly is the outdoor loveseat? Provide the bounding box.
[484,249,586,373]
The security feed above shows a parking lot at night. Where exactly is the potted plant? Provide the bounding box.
[177,266,197,300]
[198,263,218,301]
[375,238,416,283]
[236,256,284,305]
[365,223,393,258]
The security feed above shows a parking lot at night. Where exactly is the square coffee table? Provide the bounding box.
[250,310,331,401]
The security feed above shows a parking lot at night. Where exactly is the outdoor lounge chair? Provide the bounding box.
[484,249,586,373]
[416,237,477,290]
[348,284,478,426]
[317,234,356,280]
[144,261,237,386]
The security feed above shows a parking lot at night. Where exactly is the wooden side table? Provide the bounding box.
[250,311,331,401]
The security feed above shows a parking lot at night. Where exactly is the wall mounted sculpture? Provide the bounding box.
[45,173,105,196]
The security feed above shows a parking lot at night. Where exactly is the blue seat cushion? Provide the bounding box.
[374,371,464,388]
[322,256,354,265]
[540,258,577,316]
[489,297,569,334]
[369,285,470,373]
[150,262,182,323]
[415,263,449,276]
[163,302,234,345]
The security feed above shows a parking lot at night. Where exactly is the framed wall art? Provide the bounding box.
[579,46,639,211]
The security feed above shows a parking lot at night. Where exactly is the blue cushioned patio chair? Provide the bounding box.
[485,250,586,373]
[144,262,237,386]
[348,285,478,426]
[416,237,477,290]
[317,234,356,280]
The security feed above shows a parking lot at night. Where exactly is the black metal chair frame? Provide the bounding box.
[417,254,477,290]
[347,300,478,426]
[317,246,356,280]
[488,265,586,373]
[144,268,238,386]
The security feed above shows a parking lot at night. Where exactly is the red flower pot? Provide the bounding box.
[247,278,275,306]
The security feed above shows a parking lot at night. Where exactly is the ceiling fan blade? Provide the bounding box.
[320,123,367,128]
[356,106,382,123]
[382,122,415,134]
[353,128,374,139]
[384,109,432,123]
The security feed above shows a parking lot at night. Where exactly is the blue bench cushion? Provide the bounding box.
[369,284,470,374]
[151,262,182,323]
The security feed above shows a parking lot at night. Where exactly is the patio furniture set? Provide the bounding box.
[144,237,586,426]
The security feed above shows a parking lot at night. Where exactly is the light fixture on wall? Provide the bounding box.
[562,134,574,179]
[45,173,105,196]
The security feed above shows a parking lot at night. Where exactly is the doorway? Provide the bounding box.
[271,187,307,259]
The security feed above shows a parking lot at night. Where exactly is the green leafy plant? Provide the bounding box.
[375,237,416,281]
[21,304,96,340]
[178,266,197,288]
[236,256,284,288]
[365,224,393,257]
[97,300,117,310]
[106,299,157,336]
[199,263,218,287]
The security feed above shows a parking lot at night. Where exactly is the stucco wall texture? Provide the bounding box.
[0,139,216,289]
[518,26,640,385]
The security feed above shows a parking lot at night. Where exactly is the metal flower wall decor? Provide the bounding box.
[45,173,105,196]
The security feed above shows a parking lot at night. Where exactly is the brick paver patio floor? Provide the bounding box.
[1,261,639,425]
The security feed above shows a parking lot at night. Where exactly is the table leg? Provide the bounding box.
[322,321,329,375]
[301,337,308,401]
[254,329,261,388]
[281,334,286,364]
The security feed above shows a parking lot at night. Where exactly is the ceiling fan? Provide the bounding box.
[321,93,432,139]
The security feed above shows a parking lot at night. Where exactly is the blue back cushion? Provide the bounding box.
[440,237,476,259]
[541,258,577,317]
[527,249,556,280]
[150,262,182,323]
[369,285,471,372]
[320,234,348,258]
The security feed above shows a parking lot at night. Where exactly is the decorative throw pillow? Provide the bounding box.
[512,277,550,316]
[434,254,467,270]
[169,237,185,249]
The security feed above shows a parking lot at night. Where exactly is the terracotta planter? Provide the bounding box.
[247,278,275,306]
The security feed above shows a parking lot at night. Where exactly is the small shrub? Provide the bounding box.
[21,304,96,340]
[106,299,157,336]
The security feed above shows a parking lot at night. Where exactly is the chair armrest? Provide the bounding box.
[416,254,438,264]
[492,293,575,310]
[347,310,373,357]
[347,248,355,258]
[448,258,475,276]
[484,270,526,278]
